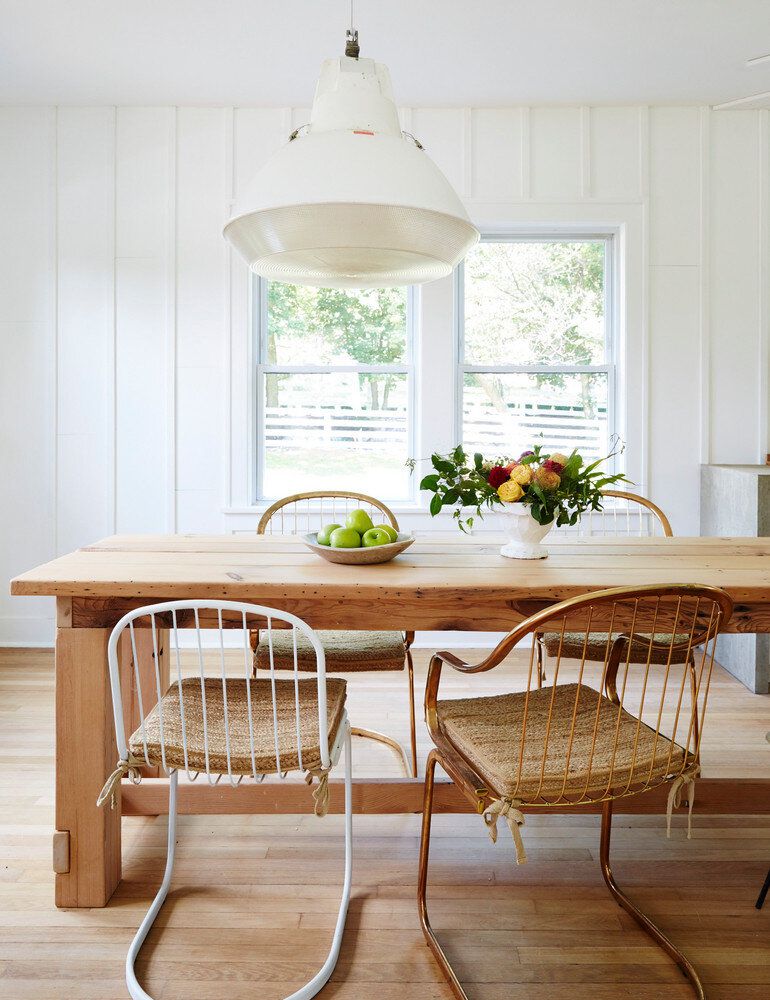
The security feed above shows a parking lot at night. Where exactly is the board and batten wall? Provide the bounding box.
[1,105,769,645]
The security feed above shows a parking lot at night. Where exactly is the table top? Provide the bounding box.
[10,532,770,602]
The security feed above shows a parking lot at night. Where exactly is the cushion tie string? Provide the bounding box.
[96,753,146,810]
[483,797,527,864]
[666,766,699,839]
[305,769,331,817]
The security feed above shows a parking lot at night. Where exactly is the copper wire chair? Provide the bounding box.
[536,490,674,686]
[418,583,733,1000]
[256,490,418,776]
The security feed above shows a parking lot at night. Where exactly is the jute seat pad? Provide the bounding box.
[129,677,347,776]
[256,629,406,673]
[437,682,691,802]
[540,631,693,664]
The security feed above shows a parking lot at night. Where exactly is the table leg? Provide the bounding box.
[54,625,121,908]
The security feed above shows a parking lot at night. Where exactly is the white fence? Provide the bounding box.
[265,402,606,457]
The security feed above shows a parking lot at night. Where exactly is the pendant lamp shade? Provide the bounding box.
[223,52,479,287]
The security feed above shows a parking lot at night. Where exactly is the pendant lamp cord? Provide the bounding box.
[345,0,360,57]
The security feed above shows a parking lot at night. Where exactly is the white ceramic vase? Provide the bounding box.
[498,503,554,559]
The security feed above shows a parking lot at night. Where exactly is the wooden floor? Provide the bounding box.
[1,647,770,999]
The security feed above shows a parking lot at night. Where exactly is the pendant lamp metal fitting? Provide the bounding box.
[345,29,360,58]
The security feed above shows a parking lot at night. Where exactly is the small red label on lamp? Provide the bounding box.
[353,130,375,135]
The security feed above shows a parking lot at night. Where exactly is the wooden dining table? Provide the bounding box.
[10,531,770,908]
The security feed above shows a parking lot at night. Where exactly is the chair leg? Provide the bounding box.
[406,645,418,777]
[599,800,706,999]
[125,736,353,1000]
[535,635,546,688]
[418,751,470,1000]
[290,719,353,1000]
[126,769,179,1000]
[350,725,412,776]
[250,629,259,678]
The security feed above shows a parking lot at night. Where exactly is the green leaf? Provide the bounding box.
[429,494,443,517]
[419,474,440,491]
[443,488,460,504]
[473,452,483,471]
[431,455,454,474]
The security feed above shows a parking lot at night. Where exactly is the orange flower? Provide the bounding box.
[497,480,524,502]
[534,467,561,491]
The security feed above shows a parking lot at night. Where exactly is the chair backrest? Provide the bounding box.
[106,600,330,785]
[430,584,732,806]
[257,490,399,535]
[559,490,673,538]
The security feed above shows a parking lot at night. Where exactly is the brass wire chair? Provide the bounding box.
[256,490,418,776]
[536,490,674,686]
[418,583,733,1000]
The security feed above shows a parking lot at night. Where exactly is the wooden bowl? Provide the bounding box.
[302,532,415,565]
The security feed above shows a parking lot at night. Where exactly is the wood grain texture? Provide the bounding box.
[120,777,770,817]
[2,648,770,1000]
[12,533,770,633]
[54,628,121,907]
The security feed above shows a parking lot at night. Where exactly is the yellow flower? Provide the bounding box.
[509,463,533,485]
[534,467,561,491]
[549,452,569,467]
[498,480,524,502]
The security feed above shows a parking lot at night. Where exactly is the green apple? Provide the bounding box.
[329,527,362,548]
[362,527,393,547]
[373,523,398,543]
[345,508,374,534]
[316,523,342,546]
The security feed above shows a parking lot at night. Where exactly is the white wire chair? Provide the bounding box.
[98,599,352,1000]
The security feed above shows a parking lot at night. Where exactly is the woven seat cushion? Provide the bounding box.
[437,682,691,803]
[129,677,347,776]
[540,631,692,664]
[256,629,406,673]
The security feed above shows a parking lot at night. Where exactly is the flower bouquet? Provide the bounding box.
[417,443,628,559]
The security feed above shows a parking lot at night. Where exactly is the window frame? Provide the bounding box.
[454,231,619,471]
[252,276,418,503]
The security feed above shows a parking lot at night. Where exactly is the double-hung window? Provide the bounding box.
[458,235,616,466]
[255,281,415,501]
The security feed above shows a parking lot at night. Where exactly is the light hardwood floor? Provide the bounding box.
[1,647,769,999]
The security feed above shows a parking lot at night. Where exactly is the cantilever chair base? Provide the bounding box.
[126,720,353,1000]
[418,752,706,1000]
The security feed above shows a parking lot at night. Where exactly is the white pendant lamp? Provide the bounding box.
[223,27,479,288]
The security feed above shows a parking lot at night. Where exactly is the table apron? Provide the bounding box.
[63,595,770,633]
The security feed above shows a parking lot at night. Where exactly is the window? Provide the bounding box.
[255,281,414,500]
[458,235,615,465]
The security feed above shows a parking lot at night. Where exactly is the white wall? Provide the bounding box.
[2,104,769,645]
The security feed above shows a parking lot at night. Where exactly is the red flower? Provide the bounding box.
[542,458,564,474]
[487,465,510,488]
